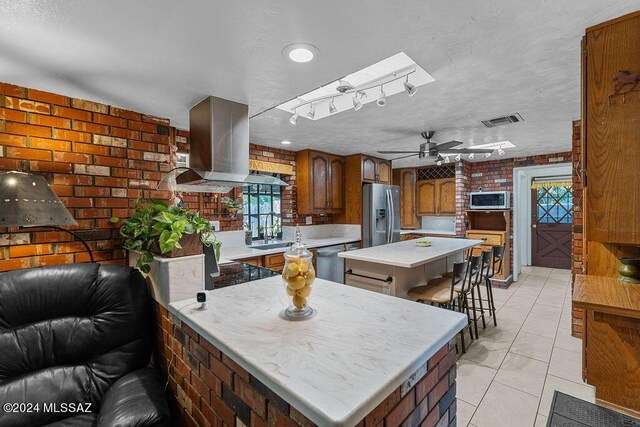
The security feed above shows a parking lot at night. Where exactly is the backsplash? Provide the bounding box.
[421,216,456,233]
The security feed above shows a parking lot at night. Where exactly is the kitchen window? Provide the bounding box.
[243,173,282,240]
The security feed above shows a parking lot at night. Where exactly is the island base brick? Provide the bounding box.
[153,302,458,427]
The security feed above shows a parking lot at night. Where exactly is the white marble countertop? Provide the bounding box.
[219,237,361,264]
[170,277,466,427]
[399,229,457,236]
[338,237,484,269]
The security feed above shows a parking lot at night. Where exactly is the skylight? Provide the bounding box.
[276,52,435,121]
[471,141,516,149]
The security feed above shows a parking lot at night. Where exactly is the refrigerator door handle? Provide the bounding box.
[389,189,395,243]
[385,189,392,244]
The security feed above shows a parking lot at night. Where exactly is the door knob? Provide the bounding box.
[532,224,537,229]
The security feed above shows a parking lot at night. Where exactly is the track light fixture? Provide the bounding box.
[498,148,505,156]
[485,152,492,158]
[455,153,461,162]
[404,75,417,97]
[469,153,475,160]
[444,156,450,163]
[377,85,387,106]
[353,93,363,111]
[289,110,299,125]
[306,103,315,119]
[329,97,338,114]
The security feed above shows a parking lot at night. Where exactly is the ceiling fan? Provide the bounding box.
[377,131,494,161]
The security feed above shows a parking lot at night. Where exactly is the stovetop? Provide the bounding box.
[206,262,280,290]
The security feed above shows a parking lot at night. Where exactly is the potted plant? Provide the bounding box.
[270,218,282,239]
[111,199,213,273]
[258,225,265,240]
[222,197,242,219]
[244,222,253,245]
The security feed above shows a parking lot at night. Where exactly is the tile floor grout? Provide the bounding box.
[454,266,593,427]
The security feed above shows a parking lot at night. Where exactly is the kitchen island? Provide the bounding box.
[338,237,483,300]
[154,276,466,426]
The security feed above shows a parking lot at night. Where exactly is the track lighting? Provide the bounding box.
[444,156,450,163]
[353,94,363,111]
[329,97,338,114]
[377,85,387,106]
[336,79,355,93]
[306,103,315,119]
[404,75,417,97]
[485,152,492,158]
[455,153,461,162]
[498,148,505,156]
[436,160,442,166]
[469,153,475,160]
[289,110,299,125]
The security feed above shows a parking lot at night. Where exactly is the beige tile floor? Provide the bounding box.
[454,266,595,427]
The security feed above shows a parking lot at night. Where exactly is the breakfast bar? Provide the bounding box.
[338,237,483,300]
[154,277,466,426]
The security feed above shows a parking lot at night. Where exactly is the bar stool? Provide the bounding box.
[484,244,505,326]
[408,261,472,353]
[464,252,491,338]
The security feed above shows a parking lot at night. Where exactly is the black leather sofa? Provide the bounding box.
[0,263,170,426]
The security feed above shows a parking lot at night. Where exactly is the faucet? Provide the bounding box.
[264,212,274,244]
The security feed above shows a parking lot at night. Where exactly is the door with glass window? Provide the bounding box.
[531,182,573,269]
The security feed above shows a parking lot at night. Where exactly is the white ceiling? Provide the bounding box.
[0,1,637,165]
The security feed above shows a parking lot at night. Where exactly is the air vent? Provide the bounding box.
[481,113,523,128]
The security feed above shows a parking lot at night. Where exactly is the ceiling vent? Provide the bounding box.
[481,113,523,128]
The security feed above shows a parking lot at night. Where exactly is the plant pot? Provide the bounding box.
[150,233,203,258]
[245,233,253,246]
[619,257,640,284]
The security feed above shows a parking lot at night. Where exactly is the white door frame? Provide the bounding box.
[512,163,572,281]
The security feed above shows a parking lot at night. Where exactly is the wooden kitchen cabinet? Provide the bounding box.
[416,178,455,216]
[239,248,317,273]
[465,209,512,285]
[296,150,345,214]
[362,155,391,184]
[394,168,419,229]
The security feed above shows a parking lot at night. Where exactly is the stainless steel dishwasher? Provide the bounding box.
[316,242,360,284]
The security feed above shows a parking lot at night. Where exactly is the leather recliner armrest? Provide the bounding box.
[96,368,171,427]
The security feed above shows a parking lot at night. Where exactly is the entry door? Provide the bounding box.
[531,185,573,269]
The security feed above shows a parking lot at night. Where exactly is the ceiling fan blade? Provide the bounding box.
[377,150,422,154]
[440,148,495,154]
[433,140,463,151]
[391,153,419,161]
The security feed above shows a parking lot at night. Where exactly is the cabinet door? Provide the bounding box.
[416,180,437,215]
[362,156,377,182]
[377,160,391,184]
[437,178,456,214]
[400,169,418,228]
[328,155,344,211]
[310,152,328,211]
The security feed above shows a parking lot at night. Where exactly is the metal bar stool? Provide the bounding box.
[484,244,505,326]
[466,251,491,337]
[453,255,482,341]
[408,260,472,353]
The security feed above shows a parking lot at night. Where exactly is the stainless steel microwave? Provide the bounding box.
[469,191,510,209]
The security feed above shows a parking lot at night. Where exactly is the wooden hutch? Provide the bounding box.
[464,209,512,286]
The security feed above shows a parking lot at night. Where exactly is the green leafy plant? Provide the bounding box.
[110,199,213,274]
[222,197,242,210]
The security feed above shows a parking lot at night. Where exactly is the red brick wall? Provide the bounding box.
[570,120,584,338]
[0,82,174,271]
[455,161,472,235]
[153,301,458,427]
[466,151,572,277]
[0,82,332,273]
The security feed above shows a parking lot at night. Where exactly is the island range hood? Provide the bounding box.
[174,96,287,193]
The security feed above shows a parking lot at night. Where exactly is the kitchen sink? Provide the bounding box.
[251,242,293,250]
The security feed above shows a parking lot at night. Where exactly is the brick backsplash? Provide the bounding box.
[0,82,332,272]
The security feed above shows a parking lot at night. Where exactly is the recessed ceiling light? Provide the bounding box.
[282,43,320,63]
[281,140,292,145]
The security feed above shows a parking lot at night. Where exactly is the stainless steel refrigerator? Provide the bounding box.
[362,184,401,247]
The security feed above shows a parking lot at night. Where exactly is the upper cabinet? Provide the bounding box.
[416,178,455,216]
[296,150,345,214]
[361,155,392,184]
[584,11,640,244]
[394,168,420,229]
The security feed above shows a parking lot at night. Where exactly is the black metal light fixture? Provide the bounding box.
[0,171,94,262]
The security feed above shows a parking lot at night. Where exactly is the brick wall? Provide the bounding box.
[455,161,472,235]
[153,301,458,427]
[0,82,174,271]
[467,151,573,276]
[570,120,584,338]
[0,82,334,272]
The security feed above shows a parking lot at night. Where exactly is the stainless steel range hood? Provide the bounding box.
[175,96,287,193]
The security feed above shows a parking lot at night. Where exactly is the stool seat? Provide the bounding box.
[408,284,458,304]
[427,276,449,286]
